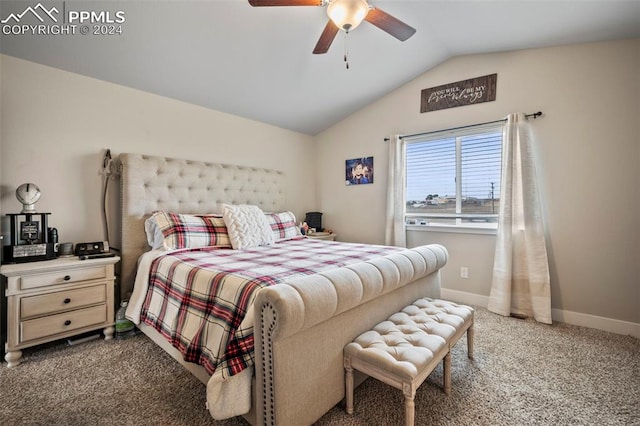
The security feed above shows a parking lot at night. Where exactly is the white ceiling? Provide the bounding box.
[1,0,639,135]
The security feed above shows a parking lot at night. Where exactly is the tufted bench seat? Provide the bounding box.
[344,298,474,426]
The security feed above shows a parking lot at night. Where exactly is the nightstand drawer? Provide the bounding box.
[20,266,107,290]
[21,285,106,319]
[21,304,107,342]
[2,256,119,367]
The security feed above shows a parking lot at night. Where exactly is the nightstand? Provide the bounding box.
[306,232,337,241]
[1,255,119,367]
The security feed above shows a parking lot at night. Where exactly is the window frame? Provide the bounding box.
[403,123,504,234]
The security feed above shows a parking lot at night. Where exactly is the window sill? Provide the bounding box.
[406,224,497,235]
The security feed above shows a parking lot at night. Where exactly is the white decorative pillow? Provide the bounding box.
[265,211,302,242]
[222,204,275,250]
[144,215,165,249]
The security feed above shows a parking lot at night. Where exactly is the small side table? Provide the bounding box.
[306,232,337,241]
[1,255,119,367]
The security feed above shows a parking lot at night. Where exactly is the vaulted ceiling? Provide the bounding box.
[2,1,639,135]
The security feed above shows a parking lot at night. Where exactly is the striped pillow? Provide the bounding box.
[152,211,231,250]
[265,211,302,242]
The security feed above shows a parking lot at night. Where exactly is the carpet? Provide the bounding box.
[1,307,638,425]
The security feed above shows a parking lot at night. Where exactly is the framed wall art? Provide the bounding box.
[420,73,497,113]
[345,157,373,185]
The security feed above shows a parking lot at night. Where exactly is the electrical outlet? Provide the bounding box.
[460,267,469,279]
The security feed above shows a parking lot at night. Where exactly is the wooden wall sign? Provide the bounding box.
[420,73,497,113]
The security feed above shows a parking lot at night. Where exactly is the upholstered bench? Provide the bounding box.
[406,298,475,359]
[344,298,474,426]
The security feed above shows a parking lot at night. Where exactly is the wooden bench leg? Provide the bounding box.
[443,352,451,395]
[467,322,475,359]
[345,357,354,415]
[402,383,415,426]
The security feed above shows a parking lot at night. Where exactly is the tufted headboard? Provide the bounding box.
[118,153,286,299]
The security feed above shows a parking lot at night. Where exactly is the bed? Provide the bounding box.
[118,153,448,425]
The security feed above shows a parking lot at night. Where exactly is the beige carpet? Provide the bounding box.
[1,307,638,425]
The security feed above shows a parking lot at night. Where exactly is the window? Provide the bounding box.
[404,124,503,229]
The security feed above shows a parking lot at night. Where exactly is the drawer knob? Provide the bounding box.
[63,298,71,304]
[63,275,71,281]
[64,320,71,326]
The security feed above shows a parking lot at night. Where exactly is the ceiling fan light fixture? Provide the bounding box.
[327,0,369,32]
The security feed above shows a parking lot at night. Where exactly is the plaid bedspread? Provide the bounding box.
[139,238,402,379]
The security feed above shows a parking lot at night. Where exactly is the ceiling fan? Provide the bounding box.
[248,0,416,54]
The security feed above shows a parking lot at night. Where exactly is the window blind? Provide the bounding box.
[405,126,502,225]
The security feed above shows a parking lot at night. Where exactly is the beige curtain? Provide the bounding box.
[488,113,551,324]
[385,134,406,247]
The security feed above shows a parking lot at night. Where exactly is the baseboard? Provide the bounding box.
[441,288,489,308]
[441,288,640,339]
[551,308,640,339]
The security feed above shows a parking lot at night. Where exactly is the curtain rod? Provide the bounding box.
[384,111,543,142]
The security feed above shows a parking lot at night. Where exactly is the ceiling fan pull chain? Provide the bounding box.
[344,31,349,69]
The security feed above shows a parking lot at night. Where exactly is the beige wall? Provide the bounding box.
[1,39,638,331]
[0,55,316,250]
[315,39,640,326]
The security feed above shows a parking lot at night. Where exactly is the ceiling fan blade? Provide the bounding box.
[313,20,339,54]
[248,0,322,6]
[365,8,416,41]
